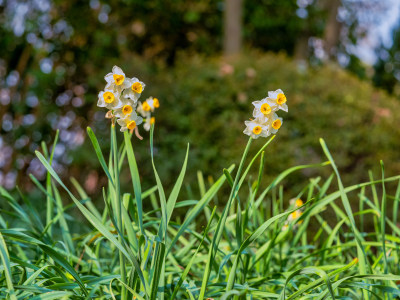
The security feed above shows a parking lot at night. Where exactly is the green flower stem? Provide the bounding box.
[111,124,127,300]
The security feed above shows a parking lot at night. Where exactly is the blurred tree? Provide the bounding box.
[224,0,243,55]
[0,0,397,196]
[373,19,400,94]
[322,0,341,60]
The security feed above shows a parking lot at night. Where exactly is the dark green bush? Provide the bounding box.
[136,52,400,194]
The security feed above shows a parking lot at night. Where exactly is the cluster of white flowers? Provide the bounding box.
[97,66,159,132]
[282,198,303,231]
[136,97,159,131]
[243,89,288,139]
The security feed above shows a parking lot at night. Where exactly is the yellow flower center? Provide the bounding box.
[277,93,286,105]
[150,117,155,125]
[122,105,132,115]
[132,82,143,93]
[113,74,125,86]
[290,211,302,220]
[252,126,262,135]
[295,199,303,207]
[153,98,159,108]
[260,103,271,115]
[127,120,136,130]
[142,101,151,111]
[272,119,281,130]
[103,91,115,103]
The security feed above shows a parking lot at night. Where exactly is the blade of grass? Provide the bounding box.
[166,144,190,225]
[380,161,388,274]
[87,127,114,186]
[0,231,17,300]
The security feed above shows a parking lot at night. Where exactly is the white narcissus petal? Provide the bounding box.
[97,91,106,107]
[112,66,124,75]
[104,73,113,83]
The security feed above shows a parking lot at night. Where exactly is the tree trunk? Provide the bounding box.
[224,0,243,56]
[294,34,309,61]
[323,0,342,60]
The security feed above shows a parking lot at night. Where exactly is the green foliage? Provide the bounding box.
[148,52,400,193]
[1,0,396,194]
[1,128,400,299]
[373,19,400,94]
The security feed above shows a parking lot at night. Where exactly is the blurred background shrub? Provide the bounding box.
[1,0,400,202]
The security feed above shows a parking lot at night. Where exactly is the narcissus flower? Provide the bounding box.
[114,102,137,119]
[264,113,283,134]
[143,116,155,131]
[97,90,123,110]
[288,210,302,222]
[123,77,146,101]
[98,65,158,135]
[294,198,304,207]
[268,89,288,112]
[243,119,270,139]
[116,113,143,132]
[104,66,131,92]
[244,89,287,139]
[252,98,278,120]
[142,97,159,112]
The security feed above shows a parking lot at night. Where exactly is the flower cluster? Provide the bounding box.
[136,97,159,131]
[282,198,303,231]
[97,66,159,132]
[243,89,288,139]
